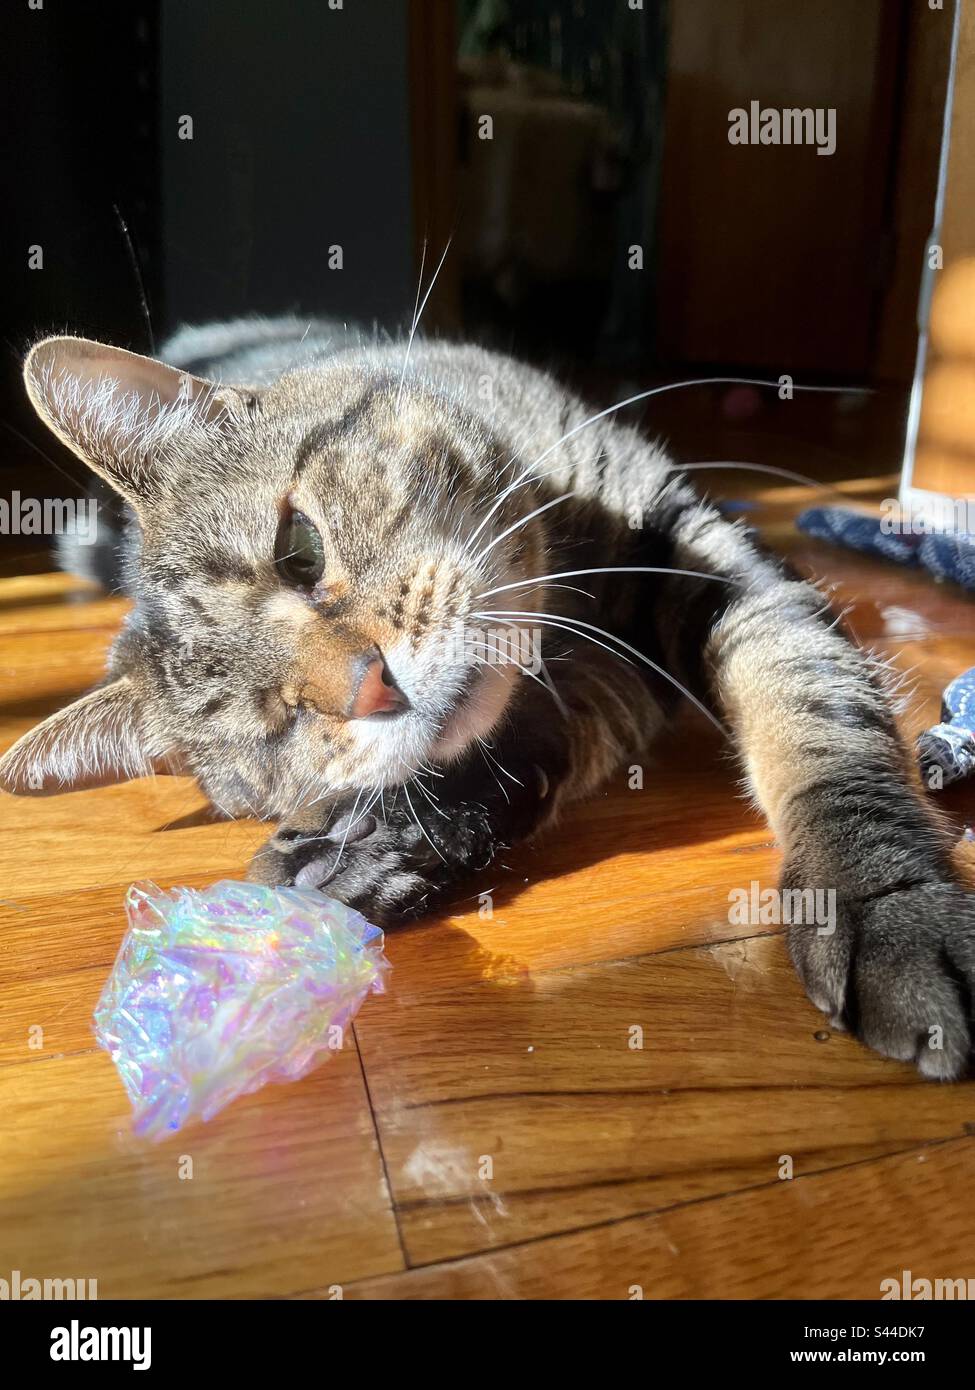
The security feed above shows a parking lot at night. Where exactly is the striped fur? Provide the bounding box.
[3,319,974,1078]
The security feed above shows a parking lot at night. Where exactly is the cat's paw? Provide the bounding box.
[787,880,975,1079]
[248,792,497,926]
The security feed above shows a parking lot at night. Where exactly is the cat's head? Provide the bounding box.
[0,336,549,816]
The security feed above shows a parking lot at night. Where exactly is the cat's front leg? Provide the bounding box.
[663,502,975,1077]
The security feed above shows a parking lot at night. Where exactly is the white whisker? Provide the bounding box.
[539,659,569,718]
[469,647,564,711]
[476,608,727,736]
[465,377,867,559]
[476,565,737,602]
[330,786,364,867]
[679,460,828,491]
[527,376,871,480]
[472,490,579,568]
[476,733,524,786]
[398,237,452,402]
[411,774,449,819]
[475,736,510,802]
[403,780,447,860]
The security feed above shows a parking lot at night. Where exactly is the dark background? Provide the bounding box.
[0,0,957,559]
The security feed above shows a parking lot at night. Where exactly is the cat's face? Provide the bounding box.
[0,338,547,815]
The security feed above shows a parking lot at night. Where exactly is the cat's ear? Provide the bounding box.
[0,678,153,795]
[23,336,251,509]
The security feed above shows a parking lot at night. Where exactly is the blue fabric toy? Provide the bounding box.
[796,506,975,593]
[917,667,975,788]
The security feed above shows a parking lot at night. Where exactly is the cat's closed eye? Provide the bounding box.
[275,507,325,587]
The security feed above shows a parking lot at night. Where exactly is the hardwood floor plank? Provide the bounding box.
[0,1043,403,1298]
[0,596,126,637]
[355,935,975,1264]
[336,1138,975,1300]
[0,629,115,747]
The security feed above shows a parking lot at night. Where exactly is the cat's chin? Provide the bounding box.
[431,663,518,764]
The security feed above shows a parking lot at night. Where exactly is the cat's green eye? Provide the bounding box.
[275,509,326,587]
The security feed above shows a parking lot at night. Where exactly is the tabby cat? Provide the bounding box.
[3,317,973,1078]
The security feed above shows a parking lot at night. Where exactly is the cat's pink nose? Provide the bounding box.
[348,649,409,719]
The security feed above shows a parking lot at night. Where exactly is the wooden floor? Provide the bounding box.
[1,471,974,1300]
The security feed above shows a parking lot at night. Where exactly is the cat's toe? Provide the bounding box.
[854,885,974,1080]
[292,853,339,889]
[786,915,854,1022]
[248,801,380,888]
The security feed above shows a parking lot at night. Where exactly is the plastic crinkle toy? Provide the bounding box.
[94,879,389,1140]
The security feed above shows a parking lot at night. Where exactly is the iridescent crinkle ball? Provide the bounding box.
[94,880,389,1141]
